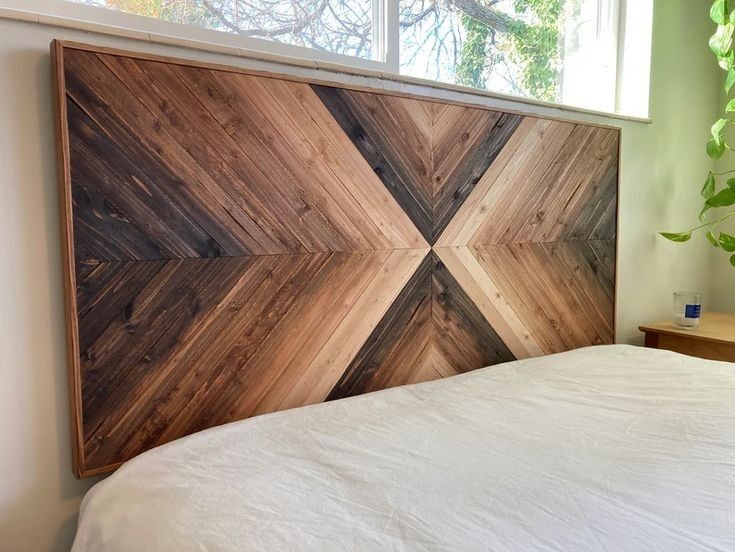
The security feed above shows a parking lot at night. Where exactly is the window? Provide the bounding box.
[400,0,565,103]
[399,0,620,110]
[9,0,651,116]
[68,0,378,60]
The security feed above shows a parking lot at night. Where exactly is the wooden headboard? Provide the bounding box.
[52,41,619,477]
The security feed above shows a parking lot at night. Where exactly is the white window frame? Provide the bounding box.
[0,0,651,118]
[559,0,622,113]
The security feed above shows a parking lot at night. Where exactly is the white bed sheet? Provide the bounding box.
[72,345,735,551]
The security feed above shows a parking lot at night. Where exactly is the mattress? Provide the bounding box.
[71,345,735,551]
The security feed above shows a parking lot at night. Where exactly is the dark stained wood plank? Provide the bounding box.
[64,48,289,257]
[431,252,515,370]
[83,253,328,467]
[97,53,293,255]
[68,100,214,260]
[327,254,433,400]
[432,111,524,241]
[149,253,332,444]
[80,257,261,442]
[76,260,167,353]
[75,259,101,283]
[170,63,354,253]
[312,84,434,243]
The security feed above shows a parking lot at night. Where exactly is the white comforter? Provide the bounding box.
[72,345,735,551]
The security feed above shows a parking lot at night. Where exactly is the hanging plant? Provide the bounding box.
[661,0,735,266]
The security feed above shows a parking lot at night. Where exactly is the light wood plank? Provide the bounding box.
[435,117,554,246]
[434,246,543,358]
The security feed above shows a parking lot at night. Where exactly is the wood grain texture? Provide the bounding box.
[436,118,618,247]
[329,250,516,400]
[54,41,619,477]
[473,241,616,353]
[313,86,523,243]
[52,40,85,478]
[640,313,735,363]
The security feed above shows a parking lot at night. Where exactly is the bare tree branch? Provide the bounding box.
[201,0,331,38]
[445,0,524,34]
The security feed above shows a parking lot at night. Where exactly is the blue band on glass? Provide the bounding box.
[685,304,701,319]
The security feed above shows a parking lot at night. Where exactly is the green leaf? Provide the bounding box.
[707,138,727,159]
[712,118,729,145]
[728,178,735,191]
[712,0,729,24]
[703,172,717,199]
[730,253,735,267]
[726,67,735,92]
[720,49,735,70]
[719,232,735,251]
[700,203,712,222]
[660,231,692,243]
[727,99,735,112]
[707,230,720,247]
[706,187,735,208]
[710,24,735,56]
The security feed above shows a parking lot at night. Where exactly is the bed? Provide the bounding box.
[71,345,735,551]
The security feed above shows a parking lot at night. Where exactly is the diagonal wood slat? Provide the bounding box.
[82,252,399,467]
[431,253,516,370]
[66,48,427,257]
[327,253,434,400]
[65,50,271,258]
[326,251,516,401]
[472,241,616,354]
[55,42,619,476]
[312,86,435,242]
[432,108,524,240]
[435,119,618,247]
[313,85,523,244]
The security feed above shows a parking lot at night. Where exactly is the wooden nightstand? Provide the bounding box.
[640,312,735,362]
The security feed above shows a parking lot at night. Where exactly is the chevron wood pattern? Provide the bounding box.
[53,42,619,477]
[313,86,524,243]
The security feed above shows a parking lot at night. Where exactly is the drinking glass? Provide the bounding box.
[673,291,702,330]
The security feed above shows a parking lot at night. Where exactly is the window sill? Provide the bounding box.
[0,5,652,126]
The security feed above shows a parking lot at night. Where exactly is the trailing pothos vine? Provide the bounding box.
[661,0,735,266]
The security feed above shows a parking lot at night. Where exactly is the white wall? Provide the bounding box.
[614,0,721,338]
[0,0,722,550]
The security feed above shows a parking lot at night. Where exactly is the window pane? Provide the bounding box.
[399,0,617,110]
[560,0,618,111]
[68,0,376,60]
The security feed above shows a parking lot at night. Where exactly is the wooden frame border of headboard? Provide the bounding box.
[52,41,87,477]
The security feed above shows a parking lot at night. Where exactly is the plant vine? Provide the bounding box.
[661,0,735,266]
